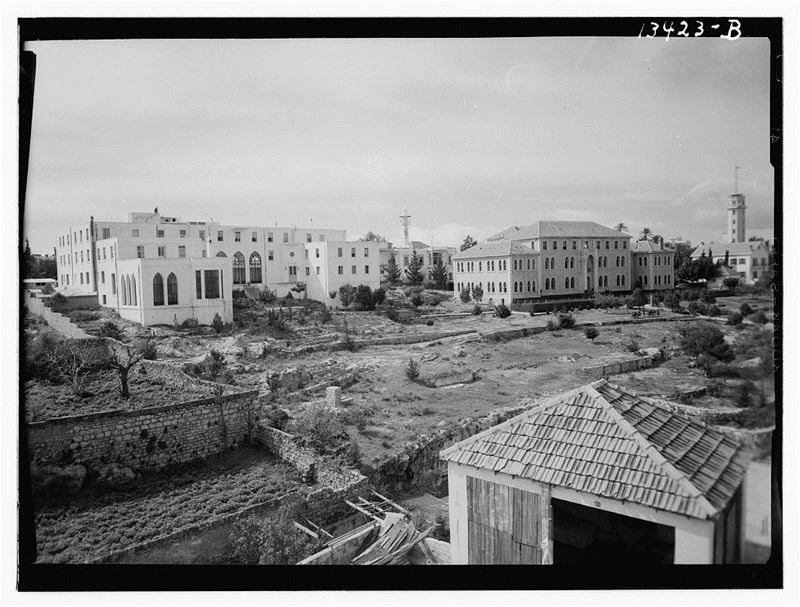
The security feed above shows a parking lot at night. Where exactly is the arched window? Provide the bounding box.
[616,275,620,286]
[527,280,531,292]
[532,281,536,291]
[167,273,178,305]
[216,251,227,257]
[551,257,555,269]
[527,259,531,270]
[545,277,549,290]
[132,276,137,306]
[570,257,575,269]
[564,258,569,269]
[153,273,165,306]
[126,276,132,306]
[233,252,246,284]
[571,277,575,289]
[121,276,128,305]
[565,277,569,289]
[544,258,549,270]
[249,252,263,284]
[621,257,625,267]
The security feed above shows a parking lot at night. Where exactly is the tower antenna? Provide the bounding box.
[734,161,741,193]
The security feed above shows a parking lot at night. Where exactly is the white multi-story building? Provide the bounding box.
[54,210,380,326]
[689,241,771,285]
[379,240,456,286]
[452,221,670,305]
[631,239,675,291]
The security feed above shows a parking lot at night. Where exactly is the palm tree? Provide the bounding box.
[614,222,628,233]
[640,227,652,241]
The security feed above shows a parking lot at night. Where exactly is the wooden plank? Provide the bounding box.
[370,490,411,515]
[345,499,382,522]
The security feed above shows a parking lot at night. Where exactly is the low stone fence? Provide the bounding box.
[27,370,258,473]
[420,369,476,388]
[254,425,316,472]
[291,328,478,355]
[581,351,664,378]
[25,292,92,339]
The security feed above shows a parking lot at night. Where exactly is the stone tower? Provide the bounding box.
[400,206,411,247]
[728,164,746,243]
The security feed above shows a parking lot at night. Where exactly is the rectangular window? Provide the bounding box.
[606,241,610,249]
[364,265,369,274]
[179,246,186,258]
[235,231,241,242]
[100,271,105,284]
[351,265,356,274]
[338,247,343,257]
[102,294,106,304]
[614,241,619,249]
[404,256,409,265]
[102,228,110,239]
[80,251,84,262]
[552,241,557,250]
[196,270,202,299]
[562,241,567,250]
[204,270,220,299]
[80,273,84,284]
[217,231,224,241]
[338,266,344,275]
[283,232,289,243]
[252,232,257,242]
[316,267,320,275]
[268,250,274,261]
[157,229,165,238]
[268,232,273,242]
[201,250,207,258]
[351,247,356,257]
[289,266,297,276]
[137,245,145,258]
[199,230,205,240]
[306,233,312,243]
[315,248,320,258]
[180,229,187,238]
[543,241,548,250]
[79,231,82,242]
[158,246,166,258]
[364,248,369,257]
[319,234,325,242]
[304,249,309,260]
[305,267,310,276]
[111,273,116,294]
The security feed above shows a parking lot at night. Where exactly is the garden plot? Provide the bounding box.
[34,448,302,563]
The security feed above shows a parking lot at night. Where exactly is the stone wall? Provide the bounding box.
[375,403,532,493]
[581,350,664,379]
[25,292,92,339]
[27,384,259,473]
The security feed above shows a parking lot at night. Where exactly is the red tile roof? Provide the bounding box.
[440,380,752,520]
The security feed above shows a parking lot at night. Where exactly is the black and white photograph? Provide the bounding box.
[6,6,793,599]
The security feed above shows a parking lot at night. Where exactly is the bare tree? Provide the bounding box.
[106,332,154,399]
[43,339,98,397]
[614,222,628,233]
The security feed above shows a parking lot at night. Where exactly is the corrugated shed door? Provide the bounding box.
[467,476,551,564]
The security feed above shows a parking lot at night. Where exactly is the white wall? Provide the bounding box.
[447,461,716,565]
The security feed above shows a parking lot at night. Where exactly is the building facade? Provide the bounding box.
[689,241,771,285]
[631,239,675,291]
[453,221,650,305]
[380,240,456,286]
[55,210,380,326]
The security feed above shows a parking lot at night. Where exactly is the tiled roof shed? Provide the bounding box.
[440,380,752,520]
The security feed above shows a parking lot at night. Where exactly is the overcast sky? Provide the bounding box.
[23,36,773,252]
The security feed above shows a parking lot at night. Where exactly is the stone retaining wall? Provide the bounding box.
[28,378,258,473]
[581,353,662,378]
[291,328,477,355]
[25,292,92,339]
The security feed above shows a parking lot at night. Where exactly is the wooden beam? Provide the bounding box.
[370,490,411,515]
[345,499,382,522]
[293,521,319,540]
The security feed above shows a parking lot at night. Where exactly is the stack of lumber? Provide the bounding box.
[350,513,435,565]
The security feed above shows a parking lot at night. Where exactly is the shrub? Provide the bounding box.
[212,313,224,334]
[557,312,575,329]
[663,292,680,310]
[405,358,420,381]
[687,301,700,315]
[410,404,434,416]
[546,319,559,331]
[727,311,743,326]
[426,319,434,326]
[373,287,386,306]
[622,338,640,353]
[338,284,357,308]
[100,321,125,341]
[200,349,226,381]
[749,310,768,324]
[584,327,599,342]
[293,403,346,452]
[265,406,289,430]
[141,337,158,360]
[736,382,755,408]
[229,507,322,565]
[471,304,482,315]
[459,287,471,304]
[181,317,199,329]
[707,304,721,317]
[678,322,734,362]
[355,284,375,311]
[707,379,725,397]
[25,327,63,380]
[318,307,332,324]
[495,303,512,320]
[259,287,277,304]
[686,290,700,302]
[49,292,68,312]
[70,310,99,323]
[739,303,753,316]
[701,290,716,304]
[411,294,423,307]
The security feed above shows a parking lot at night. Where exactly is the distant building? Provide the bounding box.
[452,221,675,305]
[666,236,692,248]
[441,380,752,565]
[54,210,380,326]
[631,238,675,291]
[690,241,770,285]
